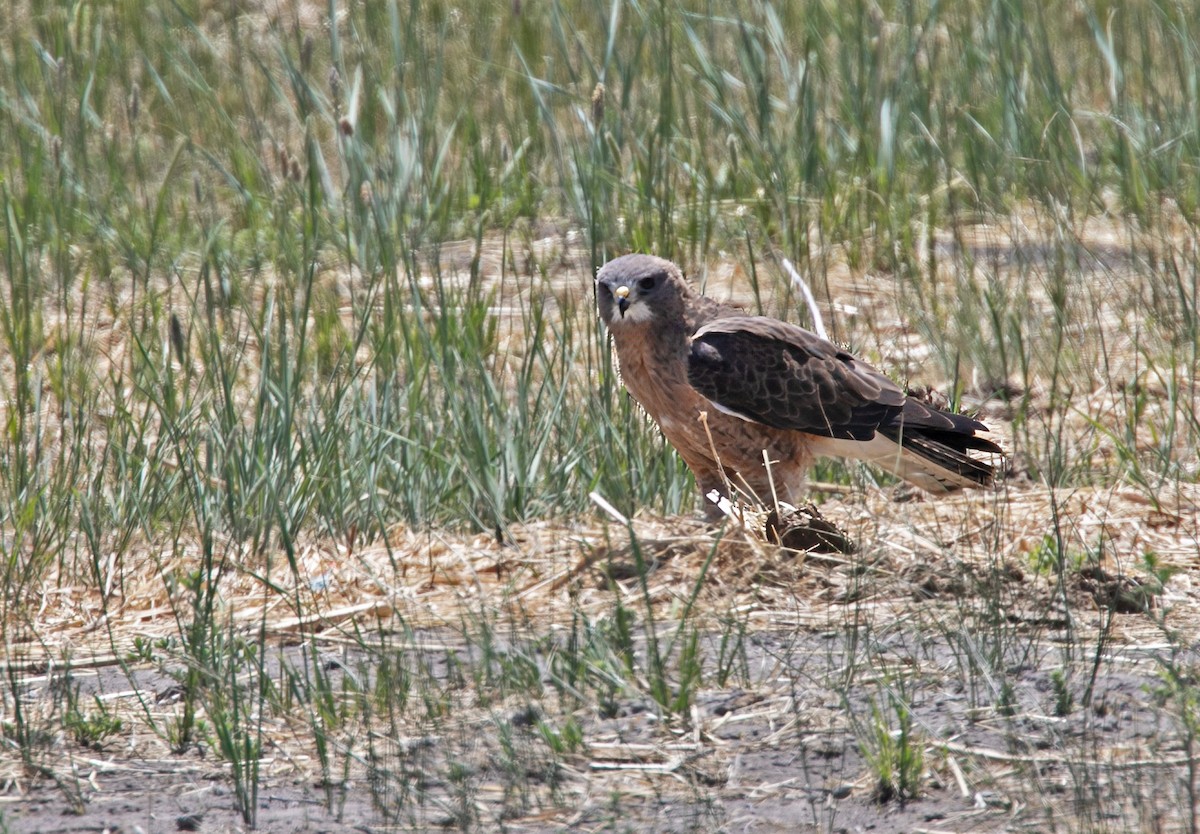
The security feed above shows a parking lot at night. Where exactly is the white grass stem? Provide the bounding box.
[781,258,828,340]
[589,490,630,526]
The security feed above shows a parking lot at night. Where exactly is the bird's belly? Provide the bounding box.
[672,406,809,494]
[642,383,808,497]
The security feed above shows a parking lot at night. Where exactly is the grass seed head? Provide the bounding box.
[301,33,314,72]
[329,67,341,102]
[591,82,605,125]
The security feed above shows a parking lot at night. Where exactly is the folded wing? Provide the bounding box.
[687,316,906,439]
[687,316,1003,488]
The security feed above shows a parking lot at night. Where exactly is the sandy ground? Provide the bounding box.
[4,477,1199,832]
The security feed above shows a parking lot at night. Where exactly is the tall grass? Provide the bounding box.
[3,1,1199,548]
[2,0,1199,829]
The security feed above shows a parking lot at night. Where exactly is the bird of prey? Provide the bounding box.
[595,254,1003,512]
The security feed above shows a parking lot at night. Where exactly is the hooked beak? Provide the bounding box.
[614,285,630,317]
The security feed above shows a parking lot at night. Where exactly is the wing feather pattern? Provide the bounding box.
[687,317,904,440]
[687,315,1003,488]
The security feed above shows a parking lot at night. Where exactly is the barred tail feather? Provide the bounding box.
[876,426,998,490]
[812,428,1001,492]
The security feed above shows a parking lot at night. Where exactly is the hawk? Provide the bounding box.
[595,254,1003,513]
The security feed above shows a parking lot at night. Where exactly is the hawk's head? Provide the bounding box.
[595,254,688,327]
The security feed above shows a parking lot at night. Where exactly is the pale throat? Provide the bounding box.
[610,299,656,324]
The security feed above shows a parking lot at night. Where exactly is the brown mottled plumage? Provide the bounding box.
[595,254,1003,512]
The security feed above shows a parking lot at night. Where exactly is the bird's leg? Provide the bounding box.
[695,410,740,521]
[699,486,729,522]
[698,479,760,524]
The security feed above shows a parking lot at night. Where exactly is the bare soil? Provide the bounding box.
[4,486,1198,833]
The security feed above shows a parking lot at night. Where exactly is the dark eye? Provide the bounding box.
[639,275,657,291]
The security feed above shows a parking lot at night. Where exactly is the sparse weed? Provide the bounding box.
[1050,668,1074,717]
[63,689,123,750]
[857,685,926,804]
[1153,653,1200,834]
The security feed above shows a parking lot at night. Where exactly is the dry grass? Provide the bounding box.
[7,473,1198,830]
[5,2,1200,827]
[8,219,1200,830]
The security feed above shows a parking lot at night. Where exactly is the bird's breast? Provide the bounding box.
[611,329,812,500]
[611,338,697,423]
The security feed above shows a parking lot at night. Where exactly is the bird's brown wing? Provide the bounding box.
[687,316,907,440]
